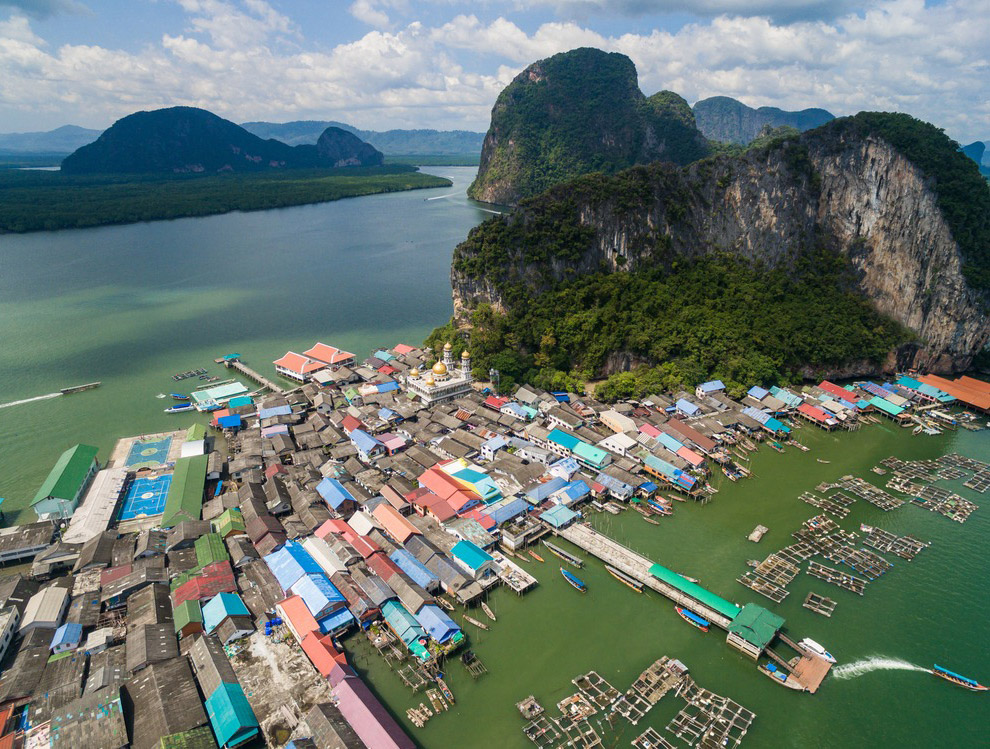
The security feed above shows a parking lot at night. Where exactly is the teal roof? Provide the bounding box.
[573,441,608,467]
[203,593,250,635]
[728,603,785,650]
[450,540,493,571]
[649,563,741,620]
[869,396,904,416]
[32,444,98,505]
[204,683,259,748]
[547,429,580,451]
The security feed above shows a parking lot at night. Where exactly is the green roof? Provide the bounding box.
[31,444,98,505]
[649,563,742,620]
[728,603,785,650]
[194,532,229,568]
[173,599,203,633]
[161,455,208,528]
[213,508,245,538]
[573,441,609,467]
[158,725,218,749]
[186,423,208,442]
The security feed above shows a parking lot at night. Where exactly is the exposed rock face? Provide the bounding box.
[468,48,709,206]
[452,127,990,374]
[693,96,834,144]
[315,126,383,167]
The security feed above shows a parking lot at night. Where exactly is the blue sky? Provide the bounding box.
[0,0,986,141]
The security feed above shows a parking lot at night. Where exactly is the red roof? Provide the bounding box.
[639,423,662,438]
[172,561,236,606]
[427,500,456,523]
[349,536,381,559]
[265,464,287,478]
[444,489,477,513]
[393,343,415,355]
[304,342,355,366]
[100,564,133,587]
[484,395,509,410]
[919,374,990,411]
[315,518,351,539]
[460,508,496,530]
[798,403,831,422]
[273,351,324,374]
[378,365,397,375]
[302,632,348,677]
[417,466,462,501]
[676,446,705,467]
[341,414,364,434]
[365,552,402,581]
[818,381,857,404]
[278,595,319,642]
[405,487,439,505]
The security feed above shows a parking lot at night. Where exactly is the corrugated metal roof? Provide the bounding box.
[32,444,98,506]
[204,682,259,748]
[649,563,740,620]
[727,602,785,649]
[202,593,250,634]
[162,455,208,528]
[289,574,346,619]
[414,604,461,644]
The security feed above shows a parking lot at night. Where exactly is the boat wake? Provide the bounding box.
[0,392,61,410]
[832,656,928,680]
[425,193,457,201]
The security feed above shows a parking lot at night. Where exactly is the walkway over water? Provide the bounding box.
[558,523,735,629]
[223,358,286,395]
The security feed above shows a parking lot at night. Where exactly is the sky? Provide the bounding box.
[0,0,986,141]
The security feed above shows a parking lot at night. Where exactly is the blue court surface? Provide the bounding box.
[119,474,172,520]
[126,436,172,468]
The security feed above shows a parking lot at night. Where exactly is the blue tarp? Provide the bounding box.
[258,404,292,419]
[390,549,440,590]
[318,607,356,634]
[550,392,570,402]
[264,541,323,593]
[414,604,461,644]
[316,477,355,510]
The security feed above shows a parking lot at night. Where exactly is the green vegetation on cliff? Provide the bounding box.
[431,251,909,397]
[0,166,449,233]
[831,112,990,291]
[468,48,708,205]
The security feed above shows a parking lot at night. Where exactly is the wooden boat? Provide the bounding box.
[667,493,686,503]
[60,381,100,394]
[931,664,989,691]
[436,597,455,611]
[769,440,785,453]
[436,676,455,703]
[675,606,709,632]
[722,465,739,481]
[605,564,643,592]
[170,393,190,400]
[816,458,830,464]
[675,572,700,584]
[544,541,583,568]
[463,615,489,630]
[759,662,806,691]
[481,602,496,622]
[528,550,545,563]
[426,688,447,713]
[641,514,661,525]
[560,567,587,592]
[646,498,672,516]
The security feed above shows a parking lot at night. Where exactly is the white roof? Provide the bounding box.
[21,586,68,629]
[598,432,638,453]
[347,511,380,537]
[62,467,127,544]
[301,536,348,576]
[180,439,206,458]
[599,409,637,434]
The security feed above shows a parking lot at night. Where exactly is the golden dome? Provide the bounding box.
[443,342,452,351]
[461,350,470,359]
[409,367,419,377]
[425,375,435,386]
[432,361,448,375]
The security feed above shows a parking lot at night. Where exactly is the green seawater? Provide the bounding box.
[2,167,989,746]
[345,424,990,748]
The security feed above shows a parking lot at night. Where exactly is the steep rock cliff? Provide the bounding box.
[452,119,990,375]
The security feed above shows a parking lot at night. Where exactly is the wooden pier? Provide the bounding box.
[557,524,733,629]
[222,356,286,395]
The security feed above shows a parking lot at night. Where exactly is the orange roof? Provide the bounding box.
[302,631,348,677]
[304,342,355,365]
[370,503,421,544]
[418,466,462,501]
[273,351,323,374]
[211,408,231,426]
[393,343,415,355]
[918,374,990,410]
[956,376,990,395]
[277,595,319,642]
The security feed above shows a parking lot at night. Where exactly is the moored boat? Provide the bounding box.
[481,602,496,622]
[436,676,455,703]
[667,493,686,503]
[560,567,587,592]
[528,550,544,563]
[170,393,190,400]
[759,662,806,691]
[769,440,785,453]
[605,565,643,592]
[436,597,454,611]
[165,403,194,413]
[816,458,830,464]
[641,514,660,525]
[675,606,710,632]
[544,541,583,567]
[647,498,672,516]
[463,615,489,630]
[798,637,836,663]
[931,664,989,691]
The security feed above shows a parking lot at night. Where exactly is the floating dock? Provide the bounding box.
[802,592,837,617]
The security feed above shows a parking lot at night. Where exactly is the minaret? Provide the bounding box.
[443,341,453,368]
[461,349,471,377]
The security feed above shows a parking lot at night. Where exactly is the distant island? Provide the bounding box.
[692,96,835,144]
[0,107,452,233]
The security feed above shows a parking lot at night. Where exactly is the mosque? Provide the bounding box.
[405,343,474,405]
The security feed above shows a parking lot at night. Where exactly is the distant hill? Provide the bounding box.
[241,121,484,155]
[693,96,834,144]
[468,47,710,205]
[0,124,102,153]
[61,107,383,174]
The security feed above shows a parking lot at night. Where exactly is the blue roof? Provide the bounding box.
[390,549,439,589]
[550,457,580,477]
[559,479,590,503]
[698,380,725,393]
[204,682,260,748]
[318,606,356,635]
[748,386,769,399]
[675,398,700,416]
[258,404,292,419]
[50,621,82,649]
[450,540,493,571]
[378,407,398,421]
[350,428,382,454]
[484,497,530,526]
[316,477,355,510]
[290,573,346,618]
[501,402,529,419]
[657,432,684,453]
[381,600,427,646]
[264,540,323,593]
[376,381,399,393]
[550,392,570,402]
[595,471,634,499]
[540,504,580,528]
[639,481,658,492]
[482,435,509,452]
[228,396,253,408]
[202,592,250,634]
[525,476,567,502]
[414,604,461,644]
[217,414,242,428]
[547,428,580,451]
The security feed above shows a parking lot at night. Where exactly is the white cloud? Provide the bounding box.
[515,0,862,23]
[0,0,986,141]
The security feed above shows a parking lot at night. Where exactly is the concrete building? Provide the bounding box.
[20,585,69,633]
[31,444,99,520]
[404,345,473,406]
